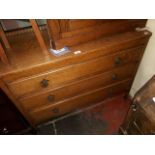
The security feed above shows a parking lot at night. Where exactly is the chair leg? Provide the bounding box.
[0,24,11,49]
[30,19,48,55]
[0,42,9,65]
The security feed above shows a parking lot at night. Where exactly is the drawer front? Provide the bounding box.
[29,79,131,125]
[20,64,137,111]
[7,47,142,97]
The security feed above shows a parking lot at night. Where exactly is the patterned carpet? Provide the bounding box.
[37,93,131,135]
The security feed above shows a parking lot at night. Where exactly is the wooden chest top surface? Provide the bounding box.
[0,29,151,77]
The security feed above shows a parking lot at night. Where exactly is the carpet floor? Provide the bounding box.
[37,93,131,135]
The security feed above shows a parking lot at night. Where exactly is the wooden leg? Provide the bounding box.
[0,24,11,49]
[0,42,9,65]
[29,19,48,55]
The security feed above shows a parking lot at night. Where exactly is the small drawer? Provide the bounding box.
[20,64,136,111]
[7,47,142,97]
[29,79,131,125]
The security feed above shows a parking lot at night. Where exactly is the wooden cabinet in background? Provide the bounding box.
[120,75,155,135]
[47,19,147,49]
[0,20,152,127]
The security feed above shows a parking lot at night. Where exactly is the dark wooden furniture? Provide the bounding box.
[0,22,10,65]
[47,19,147,49]
[0,20,152,127]
[0,88,31,134]
[120,75,155,135]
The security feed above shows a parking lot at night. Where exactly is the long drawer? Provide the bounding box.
[29,79,132,125]
[20,64,137,111]
[7,46,143,97]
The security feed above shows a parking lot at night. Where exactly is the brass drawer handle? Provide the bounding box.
[112,74,118,80]
[115,57,122,65]
[47,94,55,102]
[52,108,59,114]
[40,79,49,88]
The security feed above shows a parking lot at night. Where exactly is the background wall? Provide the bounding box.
[130,19,155,97]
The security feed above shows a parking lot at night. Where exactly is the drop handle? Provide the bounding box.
[40,79,49,88]
[47,95,55,102]
[115,57,122,65]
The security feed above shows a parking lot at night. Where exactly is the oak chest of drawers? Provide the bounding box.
[0,20,152,127]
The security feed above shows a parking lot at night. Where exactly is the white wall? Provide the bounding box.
[130,19,155,97]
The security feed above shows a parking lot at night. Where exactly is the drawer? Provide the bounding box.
[29,79,131,125]
[20,64,137,111]
[7,47,142,97]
